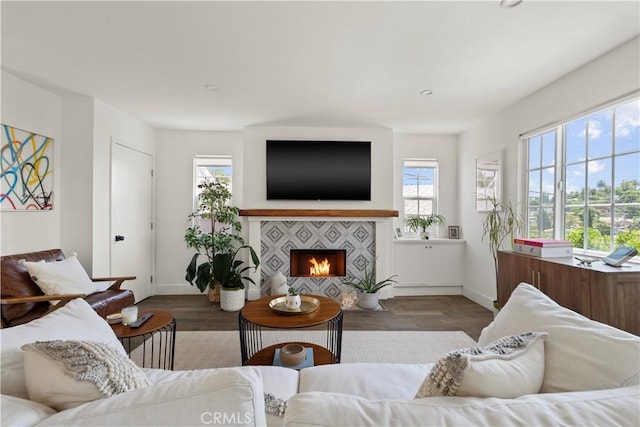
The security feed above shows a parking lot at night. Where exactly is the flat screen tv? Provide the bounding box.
[266,140,371,201]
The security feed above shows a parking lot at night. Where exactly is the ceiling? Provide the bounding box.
[2,1,639,134]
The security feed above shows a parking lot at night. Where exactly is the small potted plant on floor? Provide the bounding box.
[405,214,446,239]
[341,260,397,310]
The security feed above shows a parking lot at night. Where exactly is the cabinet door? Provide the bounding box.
[394,244,461,286]
[538,260,591,317]
[591,270,640,335]
[497,251,539,307]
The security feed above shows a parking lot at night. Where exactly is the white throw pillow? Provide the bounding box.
[0,298,125,400]
[22,254,97,301]
[22,340,150,411]
[478,283,640,393]
[415,331,547,399]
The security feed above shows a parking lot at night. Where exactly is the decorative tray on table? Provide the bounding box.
[269,296,321,315]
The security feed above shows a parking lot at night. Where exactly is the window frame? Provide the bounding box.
[192,156,233,226]
[402,159,439,231]
[521,94,640,256]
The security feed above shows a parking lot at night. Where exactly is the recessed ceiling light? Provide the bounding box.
[204,84,219,91]
[420,89,433,96]
[500,0,523,8]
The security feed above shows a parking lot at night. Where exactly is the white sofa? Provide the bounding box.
[2,283,639,426]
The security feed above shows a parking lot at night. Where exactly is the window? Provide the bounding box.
[524,97,640,254]
[193,156,232,230]
[402,159,438,230]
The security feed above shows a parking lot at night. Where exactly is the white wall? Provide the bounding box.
[60,94,94,270]
[243,126,394,209]
[92,99,156,276]
[393,133,458,237]
[459,36,640,309]
[154,129,244,294]
[0,71,62,254]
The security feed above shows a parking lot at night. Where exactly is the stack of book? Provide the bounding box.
[513,238,573,258]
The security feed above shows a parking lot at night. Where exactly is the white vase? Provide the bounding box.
[220,288,245,311]
[285,294,301,310]
[359,292,380,310]
[270,272,288,295]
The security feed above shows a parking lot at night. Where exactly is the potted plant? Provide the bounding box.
[184,180,250,303]
[285,286,301,310]
[341,260,397,310]
[405,214,446,239]
[480,194,523,310]
[211,246,260,311]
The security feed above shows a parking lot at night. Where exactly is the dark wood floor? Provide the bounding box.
[137,294,494,341]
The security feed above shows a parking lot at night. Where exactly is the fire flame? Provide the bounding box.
[309,257,331,276]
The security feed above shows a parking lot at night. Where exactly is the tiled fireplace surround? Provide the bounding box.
[242,211,396,301]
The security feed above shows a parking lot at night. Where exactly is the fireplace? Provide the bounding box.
[290,249,347,278]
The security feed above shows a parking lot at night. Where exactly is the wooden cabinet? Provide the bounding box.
[393,239,464,296]
[498,251,640,335]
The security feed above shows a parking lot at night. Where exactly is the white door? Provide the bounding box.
[111,142,153,302]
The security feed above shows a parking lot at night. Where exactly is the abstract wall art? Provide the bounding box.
[1,124,54,210]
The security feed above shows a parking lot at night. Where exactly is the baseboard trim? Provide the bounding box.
[462,288,495,312]
[152,284,205,295]
[392,286,462,297]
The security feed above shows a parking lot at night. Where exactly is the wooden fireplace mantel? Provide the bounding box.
[238,209,399,218]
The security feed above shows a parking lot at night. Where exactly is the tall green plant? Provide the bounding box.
[481,194,523,306]
[184,180,247,292]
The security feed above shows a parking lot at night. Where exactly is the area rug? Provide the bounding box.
[131,330,477,370]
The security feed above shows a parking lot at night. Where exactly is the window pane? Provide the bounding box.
[541,167,555,207]
[528,136,541,169]
[586,206,611,252]
[528,170,540,207]
[418,200,433,216]
[588,110,613,159]
[565,163,585,205]
[528,208,540,238]
[614,207,640,253]
[540,208,555,238]
[403,167,434,197]
[404,199,418,216]
[615,99,640,154]
[614,152,640,202]
[565,207,584,249]
[587,158,612,204]
[542,131,556,167]
[566,118,587,164]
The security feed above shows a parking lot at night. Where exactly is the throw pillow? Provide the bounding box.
[478,283,640,393]
[415,331,547,399]
[0,298,125,400]
[22,254,97,302]
[22,340,151,411]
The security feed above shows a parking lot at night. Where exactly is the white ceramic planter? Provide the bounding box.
[220,288,245,311]
[359,292,380,310]
[285,294,301,310]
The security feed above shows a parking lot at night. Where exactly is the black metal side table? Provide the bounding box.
[111,310,176,370]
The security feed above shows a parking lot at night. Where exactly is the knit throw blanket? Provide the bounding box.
[24,340,151,397]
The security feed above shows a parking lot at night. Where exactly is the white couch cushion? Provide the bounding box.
[23,340,150,410]
[416,331,547,398]
[300,363,432,400]
[38,367,267,426]
[283,386,640,427]
[478,283,640,393]
[22,254,97,301]
[145,366,299,427]
[0,394,55,427]
[0,298,125,399]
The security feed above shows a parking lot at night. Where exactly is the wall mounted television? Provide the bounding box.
[266,140,371,201]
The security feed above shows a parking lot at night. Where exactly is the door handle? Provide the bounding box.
[115,235,125,242]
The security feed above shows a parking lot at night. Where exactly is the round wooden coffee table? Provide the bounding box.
[239,295,343,366]
[111,310,176,370]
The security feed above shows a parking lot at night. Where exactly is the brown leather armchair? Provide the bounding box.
[1,249,135,327]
